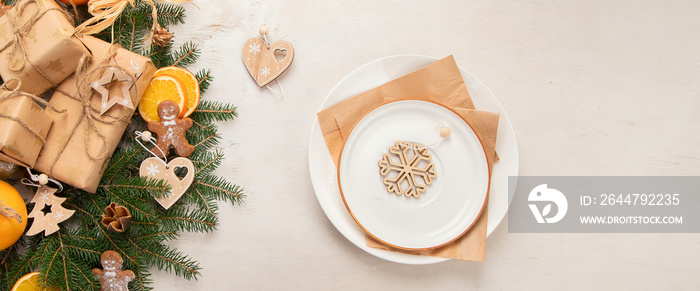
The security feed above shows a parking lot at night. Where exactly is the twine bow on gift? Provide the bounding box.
[49,44,137,176]
[0,0,73,83]
[76,0,191,44]
[0,79,64,144]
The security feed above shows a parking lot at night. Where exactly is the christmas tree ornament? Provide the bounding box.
[152,66,200,118]
[101,202,131,233]
[136,131,195,210]
[25,185,74,236]
[0,160,21,179]
[378,141,437,198]
[91,67,136,115]
[92,250,135,291]
[0,180,26,251]
[242,24,295,96]
[147,100,194,158]
[138,75,188,122]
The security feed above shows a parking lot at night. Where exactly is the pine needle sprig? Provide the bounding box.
[169,41,200,67]
[191,101,238,123]
[195,69,214,93]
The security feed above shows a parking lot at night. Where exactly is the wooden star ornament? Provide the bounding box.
[91,67,135,115]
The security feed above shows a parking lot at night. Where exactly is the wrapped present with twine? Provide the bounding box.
[34,36,155,193]
[0,79,57,168]
[0,0,90,95]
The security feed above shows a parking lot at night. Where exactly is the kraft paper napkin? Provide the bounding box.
[317,55,499,261]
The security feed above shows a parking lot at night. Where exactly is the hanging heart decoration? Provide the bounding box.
[139,157,195,209]
[242,37,295,87]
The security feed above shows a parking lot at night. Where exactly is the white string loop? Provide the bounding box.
[265,79,284,98]
[135,131,167,163]
[398,122,450,152]
[21,168,63,192]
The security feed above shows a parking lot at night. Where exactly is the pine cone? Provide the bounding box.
[151,26,173,47]
[102,202,132,233]
[0,160,21,180]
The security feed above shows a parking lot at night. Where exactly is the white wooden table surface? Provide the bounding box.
[155,0,700,289]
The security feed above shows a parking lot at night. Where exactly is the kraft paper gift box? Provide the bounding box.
[33,36,155,193]
[0,0,90,95]
[0,79,53,168]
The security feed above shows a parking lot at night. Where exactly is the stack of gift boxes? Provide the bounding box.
[0,0,155,192]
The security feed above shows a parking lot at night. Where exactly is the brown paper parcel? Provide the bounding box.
[0,79,53,167]
[0,0,90,95]
[317,56,499,261]
[34,35,155,193]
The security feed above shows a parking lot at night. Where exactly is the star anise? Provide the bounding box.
[101,202,131,233]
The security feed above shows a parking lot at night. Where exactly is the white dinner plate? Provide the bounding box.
[308,55,519,264]
[338,100,490,250]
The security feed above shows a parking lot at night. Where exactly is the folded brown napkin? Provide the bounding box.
[317,55,499,261]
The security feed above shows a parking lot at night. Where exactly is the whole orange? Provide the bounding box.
[0,180,27,251]
[57,0,89,5]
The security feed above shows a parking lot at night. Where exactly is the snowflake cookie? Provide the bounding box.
[378,141,437,198]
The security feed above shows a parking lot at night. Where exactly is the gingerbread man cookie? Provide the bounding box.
[147,100,194,158]
[92,250,135,291]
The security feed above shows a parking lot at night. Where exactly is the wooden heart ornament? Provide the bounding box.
[139,157,195,210]
[242,38,295,87]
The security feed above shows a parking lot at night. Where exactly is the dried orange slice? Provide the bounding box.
[138,75,188,122]
[11,272,57,291]
[154,66,200,118]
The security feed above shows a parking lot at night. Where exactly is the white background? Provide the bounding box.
[155,0,700,289]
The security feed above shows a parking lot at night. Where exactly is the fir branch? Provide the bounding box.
[195,68,213,93]
[191,149,224,176]
[125,237,200,280]
[189,189,218,216]
[100,187,157,222]
[100,177,171,197]
[158,206,217,233]
[103,146,147,182]
[127,262,153,291]
[169,41,200,67]
[193,175,245,206]
[190,100,238,123]
[155,2,186,26]
[132,231,177,243]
